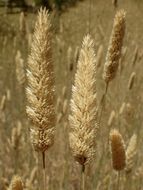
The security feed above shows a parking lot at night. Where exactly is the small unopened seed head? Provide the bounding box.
[110,129,126,171]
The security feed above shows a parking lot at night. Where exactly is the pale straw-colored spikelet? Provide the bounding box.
[56,112,62,124]
[108,110,116,127]
[125,134,137,173]
[9,175,23,190]
[26,8,56,152]
[132,46,138,67]
[15,50,25,86]
[134,164,143,179]
[67,46,73,71]
[74,46,79,65]
[56,97,62,112]
[0,95,6,111]
[119,102,126,115]
[110,129,126,171]
[13,37,17,54]
[19,12,26,36]
[127,72,136,90]
[69,35,97,166]
[96,44,103,68]
[103,10,126,83]
[62,99,68,115]
[6,88,11,101]
[62,86,67,99]
[25,167,38,188]
[11,121,22,150]
[29,167,38,183]
[96,175,110,190]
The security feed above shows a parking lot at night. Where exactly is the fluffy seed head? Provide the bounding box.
[69,35,98,166]
[9,176,23,190]
[110,129,126,171]
[103,10,126,83]
[26,8,56,152]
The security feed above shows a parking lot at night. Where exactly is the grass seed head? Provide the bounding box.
[26,8,56,152]
[103,10,126,83]
[110,129,126,171]
[9,176,23,190]
[69,34,98,166]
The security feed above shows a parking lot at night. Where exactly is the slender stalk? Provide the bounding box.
[125,173,130,190]
[42,152,46,190]
[38,152,40,190]
[88,0,92,33]
[98,82,109,126]
[117,171,120,190]
[81,165,85,190]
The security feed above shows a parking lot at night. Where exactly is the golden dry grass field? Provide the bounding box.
[0,0,143,189]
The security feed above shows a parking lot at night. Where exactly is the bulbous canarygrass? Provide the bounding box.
[69,35,98,166]
[103,10,126,83]
[26,8,56,152]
